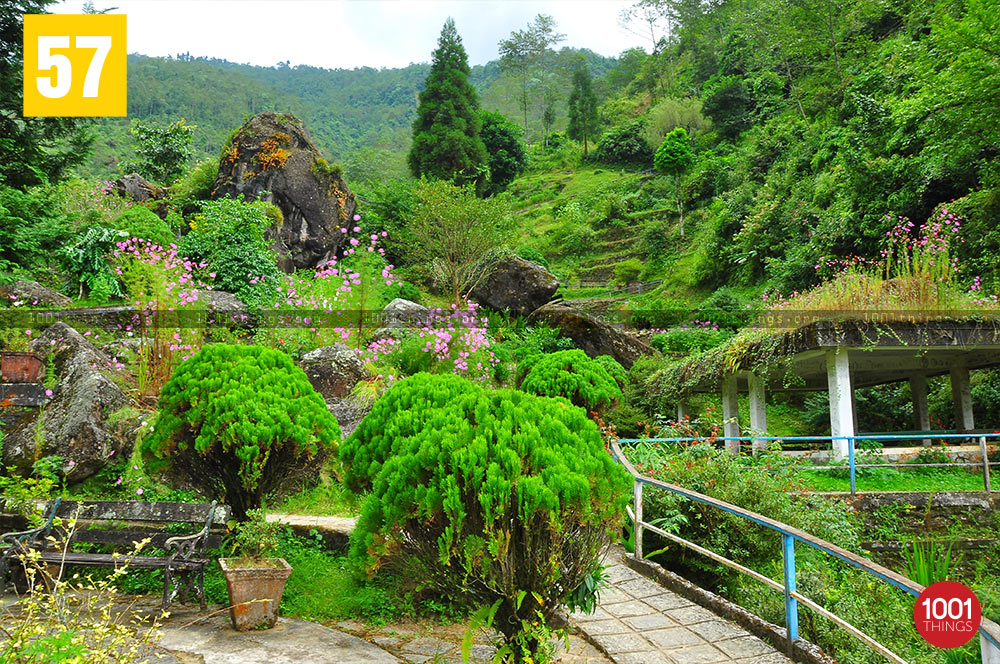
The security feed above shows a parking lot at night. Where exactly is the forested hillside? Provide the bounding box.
[80,48,618,181]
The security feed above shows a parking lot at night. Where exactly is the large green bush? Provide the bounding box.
[591,119,654,168]
[112,206,174,246]
[516,349,623,413]
[143,344,341,519]
[341,373,630,660]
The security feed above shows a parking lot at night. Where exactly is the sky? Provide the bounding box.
[51,0,649,70]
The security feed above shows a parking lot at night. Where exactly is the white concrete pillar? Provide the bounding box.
[748,372,767,453]
[676,400,689,423]
[722,374,740,454]
[826,348,854,460]
[982,633,1000,664]
[909,374,931,446]
[950,366,974,431]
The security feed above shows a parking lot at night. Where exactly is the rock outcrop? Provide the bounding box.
[113,173,165,204]
[213,112,357,272]
[382,298,429,328]
[526,303,656,369]
[0,280,72,308]
[2,323,128,482]
[471,256,559,317]
[298,344,363,400]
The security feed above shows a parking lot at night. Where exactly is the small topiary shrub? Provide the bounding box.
[594,354,627,389]
[516,349,623,412]
[112,206,173,246]
[142,344,341,520]
[341,373,630,661]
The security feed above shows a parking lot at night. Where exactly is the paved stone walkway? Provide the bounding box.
[569,549,793,664]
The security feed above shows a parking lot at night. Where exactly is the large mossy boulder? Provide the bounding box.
[471,255,559,317]
[0,280,72,308]
[298,344,363,400]
[2,323,128,481]
[213,112,357,272]
[526,303,656,369]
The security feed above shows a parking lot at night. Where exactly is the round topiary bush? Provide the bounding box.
[516,349,623,412]
[594,354,627,388]
[142,344,341,520]
[341,373,630,660]
[113,206,174,246]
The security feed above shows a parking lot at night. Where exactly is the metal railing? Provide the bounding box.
[610,438,1000,664]
[617,432,1000,495]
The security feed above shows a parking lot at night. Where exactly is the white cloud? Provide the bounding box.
[51,0,647,69]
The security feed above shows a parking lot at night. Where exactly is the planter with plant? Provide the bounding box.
[218,509,292,631]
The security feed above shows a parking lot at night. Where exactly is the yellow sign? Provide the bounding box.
[23,14,126,117]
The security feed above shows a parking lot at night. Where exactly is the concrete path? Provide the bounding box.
[569,549,793,664]
[158,609,400,664]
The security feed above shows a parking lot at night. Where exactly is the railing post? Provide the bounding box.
[849,437,857,495]
[980,436,992,493]
[983,633,1000,664]
[633,480,643,560]
[782,533,799,652]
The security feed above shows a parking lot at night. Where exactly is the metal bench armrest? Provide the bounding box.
[165,501,219,561]
[0,497,62,550]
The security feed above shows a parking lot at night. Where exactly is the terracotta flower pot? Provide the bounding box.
[218,557,292,631]
[1,352,43,383]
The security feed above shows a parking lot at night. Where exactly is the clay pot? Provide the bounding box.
[218,558,292,631]
[1,352,43,383]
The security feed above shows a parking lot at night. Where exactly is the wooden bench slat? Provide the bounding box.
[36,552,207,570]
[68,530,224,550]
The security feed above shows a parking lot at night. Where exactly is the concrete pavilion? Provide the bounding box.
[669,319,1000,459]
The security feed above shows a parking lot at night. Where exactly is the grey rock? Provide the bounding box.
[192,289,247,313]
[2,323,128,481]
[299,344,363,400]
[213,112,357,271]
[471,256,559,317]
[526,303,656,369]
[113,173,165,203]
[402,637,455,656]
[0,280,72,308]
[382,298,430,328]
[326,395,371,439]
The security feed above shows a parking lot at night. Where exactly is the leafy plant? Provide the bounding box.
[613,258,644,285]
[111,205,173,246]
[61,226,128,302]
[902,539,954,587]
[119,118,195,185]
[341,373,631,661]
[142,344,341,520]
[229,508,282,564]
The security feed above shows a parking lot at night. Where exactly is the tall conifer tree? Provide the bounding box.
[567,62,600,156]
[408,18,488,188]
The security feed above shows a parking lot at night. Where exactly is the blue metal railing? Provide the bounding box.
[618,432,1000,494]
[610,439,1000,664]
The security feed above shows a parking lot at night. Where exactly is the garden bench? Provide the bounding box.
[0,499,229,610]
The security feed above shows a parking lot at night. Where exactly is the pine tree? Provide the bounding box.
[408,18,488,189]
[567,62,599,156]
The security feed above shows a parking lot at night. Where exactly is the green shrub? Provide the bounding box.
[650,326,734,354]
[382,281,422,305]
[341,373,630,659]
[516,349,623,412]
[594,355,627,388]
[142,344,341,520]
[591,119,654,168]
[111,206,174,246]
[516,245,549,269]
[613,258,644,285]
[0,184,73,272]
[169,158,218,213]
[178,197,281,305]
[626,297,690,328]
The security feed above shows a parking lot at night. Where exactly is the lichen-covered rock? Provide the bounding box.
[0,280,72,308]
[213,112,357,271]
[471,256,559,317]
[526,303,656,369]
[113,173,165,203]
[2,323,128,481]
[192,289,247,313]
[298,344,363,400]
[326,395,371,440]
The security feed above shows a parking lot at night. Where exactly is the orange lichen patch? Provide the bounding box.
[273,131,292,147]
[223,144,239,164]
[256,136,290,172]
